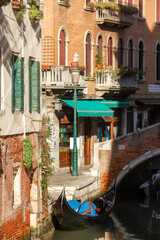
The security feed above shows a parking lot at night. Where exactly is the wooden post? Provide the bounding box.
[110,121,114,139]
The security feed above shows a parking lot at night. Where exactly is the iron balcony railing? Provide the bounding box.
[96,8,134,28]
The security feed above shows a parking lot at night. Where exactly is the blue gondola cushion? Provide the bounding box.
[68,200,81,211]
[77,201,96,216]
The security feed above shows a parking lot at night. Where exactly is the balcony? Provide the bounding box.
[42,66,86,90]
[95,70,138,97]
[96,8,134,28]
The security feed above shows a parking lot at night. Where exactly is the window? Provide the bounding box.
[12,55,24,112]
[156,43,160,81]
[139,0,143,17]
[29,59,40,113]
[138,40,145,80]
[156,0,160,22]
[86,33,91,76]
[128,39,134,68]
[97,35,103,63]
[60,30,66,66]
[128,0,132,6]
[108,37,113,66]
[118,38,124,68]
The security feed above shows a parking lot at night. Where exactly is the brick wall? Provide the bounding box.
[0,133,41,240]
[99,124,160,191]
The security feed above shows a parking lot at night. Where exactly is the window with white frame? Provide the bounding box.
[139,0,144,18]
[138,40,145,80]
[156,0,160,22]
[108,37,113,66]
[156,42,160,81]
[118,38,124,68]
[86,33,92,76]
[58,27,68,66]
[128,38,134,68]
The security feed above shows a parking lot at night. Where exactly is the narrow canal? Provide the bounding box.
[52,196,160,240]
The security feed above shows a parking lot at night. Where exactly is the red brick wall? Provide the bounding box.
[0,133,40,240]
[100,124,160,191]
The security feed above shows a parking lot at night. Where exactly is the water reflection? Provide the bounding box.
[52,198,160,240]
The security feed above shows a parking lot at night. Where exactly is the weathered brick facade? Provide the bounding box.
[99,124,160,191]
[0,133,41,239]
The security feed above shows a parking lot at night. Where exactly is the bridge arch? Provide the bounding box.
[117,148,160,187]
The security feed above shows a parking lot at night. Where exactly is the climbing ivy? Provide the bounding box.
[39,115,54,203]
[23,137,33,169]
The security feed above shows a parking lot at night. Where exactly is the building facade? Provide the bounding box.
[0,0,42,238]
[41,0,160,173]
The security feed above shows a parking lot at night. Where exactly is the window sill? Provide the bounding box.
[58,1,71,7]
[136,16,146,22]
[84,6,96,12]
[155,21,160,25]
[155,80,160,83]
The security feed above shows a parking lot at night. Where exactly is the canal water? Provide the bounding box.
[52,197,160,240]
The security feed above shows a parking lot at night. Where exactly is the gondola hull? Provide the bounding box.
[52,177,116,230]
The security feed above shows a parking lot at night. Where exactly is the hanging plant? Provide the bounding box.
[23,137,33,169]
[28,5,43,23]
[15,1,26,19]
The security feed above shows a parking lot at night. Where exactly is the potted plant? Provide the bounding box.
[0,0,10,7]
[28,0,43,23]
[12,0,26,19]
[29,5,43,23]
[87,2,95,9]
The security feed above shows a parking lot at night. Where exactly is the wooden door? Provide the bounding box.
[84,118,91,165]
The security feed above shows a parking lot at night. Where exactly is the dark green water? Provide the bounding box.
[52,197,160,240]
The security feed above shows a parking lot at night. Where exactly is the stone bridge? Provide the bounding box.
[92,123,160,192]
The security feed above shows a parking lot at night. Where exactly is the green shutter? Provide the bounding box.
[28,59,32,112]
[29,60,40,113]
[12,55,24,112]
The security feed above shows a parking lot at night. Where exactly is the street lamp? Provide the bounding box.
[71,65,80,176]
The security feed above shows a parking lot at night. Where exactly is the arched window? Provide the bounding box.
[156,0,160,21]
[97,35,103,63]
[60,30,65,66]
[139,0,143,18]
[128,39,133,68]
[86,33,91,76]
[108,37,112,66]
[156,43,160,81]
[138,40,144,80]
[118,38,123,68]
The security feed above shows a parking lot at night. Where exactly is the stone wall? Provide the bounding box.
[99,124,160,191]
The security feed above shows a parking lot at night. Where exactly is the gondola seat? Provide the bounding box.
[77,201,97,216]
[68,200,81,211]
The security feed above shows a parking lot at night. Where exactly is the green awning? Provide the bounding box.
[101,100,130,108]
[60,99,114,117]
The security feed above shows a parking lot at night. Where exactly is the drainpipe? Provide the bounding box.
[21,22,26,138]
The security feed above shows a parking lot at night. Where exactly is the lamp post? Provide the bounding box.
[71,65,80,176]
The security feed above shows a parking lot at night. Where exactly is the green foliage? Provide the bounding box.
[95,2,138,15]
[87,2,95,8]
[17,2,26,19]
[23,137,33,169]
[28,5,43,23]
[39,115,54,203]
[95,52,103,67]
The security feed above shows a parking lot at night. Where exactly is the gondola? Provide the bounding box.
[51,177,116,230]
